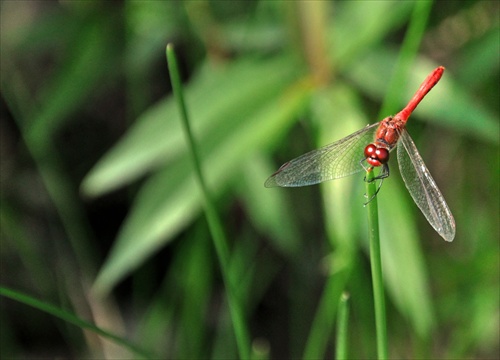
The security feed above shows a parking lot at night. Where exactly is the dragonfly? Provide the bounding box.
[265,66,455,242]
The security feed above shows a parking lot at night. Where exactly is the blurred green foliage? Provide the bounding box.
[1,1,498,359]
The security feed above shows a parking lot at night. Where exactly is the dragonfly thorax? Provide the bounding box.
[375,115,405,147]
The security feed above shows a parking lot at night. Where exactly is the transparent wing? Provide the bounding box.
[397,129,456,241]
[265,122,380,187]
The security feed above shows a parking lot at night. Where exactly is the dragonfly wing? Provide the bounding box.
[265,123,380,187]
[397,129,455,241]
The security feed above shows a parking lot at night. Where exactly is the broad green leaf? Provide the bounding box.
[92,77,313,295]
[82,56,300,197]
[378,177,437,337]
[238,153,302,258]
[331,1,413,68]
[456,27,500,87]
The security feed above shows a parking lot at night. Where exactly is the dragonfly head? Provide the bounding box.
[364,144,389,167]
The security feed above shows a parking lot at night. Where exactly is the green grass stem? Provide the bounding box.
[364,4,433,356]
[2,73,98,279]
[0,286,154,359]
[365,3,433,356]
[302,263,351,359]
[335,292,350,360]
[365,170,388,359]
[165,44,251,359]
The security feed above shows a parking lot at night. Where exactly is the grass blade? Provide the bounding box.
[165,44,251,359]
[335,292,350,360]
[0,287,154,359]
[365,170,388,359]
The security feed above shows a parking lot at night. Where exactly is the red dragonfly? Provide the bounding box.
[265,66,455,242]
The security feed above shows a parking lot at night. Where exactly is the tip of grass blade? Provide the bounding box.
[336,291,351,360]
[165,40,251,359]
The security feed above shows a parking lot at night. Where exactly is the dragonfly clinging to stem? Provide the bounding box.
[265,66,455,242]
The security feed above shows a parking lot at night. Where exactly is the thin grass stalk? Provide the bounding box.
[335,292,350,360]
[2,70,130,356]
[364,4,433,356]
[165,44,251,359]
[365,170,388,359]
[2,76,97,278]
[0,286,154,359]
[302,265,350,359]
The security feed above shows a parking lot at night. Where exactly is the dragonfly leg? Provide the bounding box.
[363,164,389,205]
[362,162,389,182]
[373,163,390,181]
[360,157,372,173]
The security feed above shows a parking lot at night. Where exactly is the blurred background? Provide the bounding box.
[1,1,499,359]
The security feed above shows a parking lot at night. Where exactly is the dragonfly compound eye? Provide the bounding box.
[364,144,389,167]
[375,147,389,164]
[364,144,377,158]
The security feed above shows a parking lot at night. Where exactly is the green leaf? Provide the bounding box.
[456,26,500,87]
[92,74,313,295]
[238,153,302,258]
[378,176,436,337]
[331,1,413,67]
[82,56,300,197]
